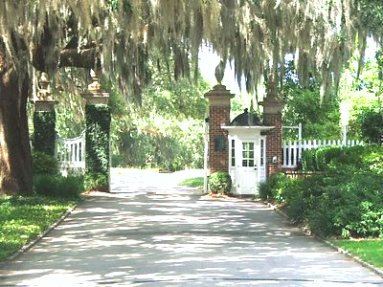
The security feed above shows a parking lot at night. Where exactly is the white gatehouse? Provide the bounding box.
[223,109,274,196]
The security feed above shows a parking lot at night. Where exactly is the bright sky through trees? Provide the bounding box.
[199,45,244,95]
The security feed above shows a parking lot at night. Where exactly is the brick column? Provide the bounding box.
[261,96,283,177]
[204,84,234,174]
[33,73,57,157]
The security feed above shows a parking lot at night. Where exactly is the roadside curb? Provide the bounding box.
[266,201,383,279]
[323,239,383,278]
[0,203,79,267]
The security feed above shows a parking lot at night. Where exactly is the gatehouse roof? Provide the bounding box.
[230,109,263,126]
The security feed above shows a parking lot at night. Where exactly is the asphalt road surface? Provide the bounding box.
[1,168,383,286]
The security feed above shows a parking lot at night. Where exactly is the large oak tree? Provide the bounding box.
[0,0,382,195]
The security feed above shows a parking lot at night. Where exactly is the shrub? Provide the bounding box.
[258,181,271,201]
[301,149,317,171]
[267,173,289,202]
[281,178,310,223]
[355,107,383,144]
[32,151,59,175]
[264,146,383,238]
[259,173,295,202]
[209,171,232,195]
[269,169,383,238]
[315,146,342,171]
[361,145,383,175]
[330,146,364,170]
[84,172,109,192]
[34,175,84,198]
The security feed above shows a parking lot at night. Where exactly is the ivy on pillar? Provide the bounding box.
[33,72,57,156]
[82,70,111,192]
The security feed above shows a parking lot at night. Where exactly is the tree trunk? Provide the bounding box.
[0,52,33,195]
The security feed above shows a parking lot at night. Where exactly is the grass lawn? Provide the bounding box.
[179,177,204,189]
[0,196,76,261]
[332,239,383,269]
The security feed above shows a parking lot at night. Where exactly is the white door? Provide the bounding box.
[229,135,267,195]
[236,140,259,195]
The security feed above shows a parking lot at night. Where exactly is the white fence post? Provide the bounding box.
[56,131,86,175]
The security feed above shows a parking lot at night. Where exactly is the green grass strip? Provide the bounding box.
[0,196,76,261]
[333,239,383,269]
[178,177,204,189]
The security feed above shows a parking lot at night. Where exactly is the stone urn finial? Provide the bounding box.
[37,72,52,101]
[214,60,226,84]
[39,72,49,89]
[87,69,102,93]
[82,68,109,105]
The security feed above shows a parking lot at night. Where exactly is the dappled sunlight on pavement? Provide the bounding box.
[1,169,383,286]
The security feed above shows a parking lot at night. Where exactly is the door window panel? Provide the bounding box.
[242,142,255,167]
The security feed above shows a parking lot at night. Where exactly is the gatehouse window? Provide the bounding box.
[231,139,235,167]
[260,139,265,166]
[242,142,254,167]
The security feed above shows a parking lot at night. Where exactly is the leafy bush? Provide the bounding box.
[84,172,109,192]
[314,146,342,171]
[301,149,317,171]
[266,170,383,238]
[264,145,383,238]
[259,172,297,202]
[32,151,59,175]
[355,107,383,144]
[34,175,84,198]
[258,181,271,201]
[361,146,383,175]
[209,171,232,195]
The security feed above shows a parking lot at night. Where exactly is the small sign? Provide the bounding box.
[214,135,226,152]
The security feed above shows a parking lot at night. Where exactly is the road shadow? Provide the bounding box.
[1,169,382,286]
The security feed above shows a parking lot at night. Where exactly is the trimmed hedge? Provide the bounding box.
[301,145,383,172]
[34,174,84,198]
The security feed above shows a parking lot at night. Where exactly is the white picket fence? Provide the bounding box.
[282,139,365,168]
[56,132,86,175]
[54,132,364,172]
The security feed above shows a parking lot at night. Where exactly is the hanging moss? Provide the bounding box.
[85,104,111,192]
[33,111,56,156]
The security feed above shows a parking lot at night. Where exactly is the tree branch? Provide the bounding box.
[58,48,100,69]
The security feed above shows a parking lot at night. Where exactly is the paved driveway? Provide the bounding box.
[1,168,383,286]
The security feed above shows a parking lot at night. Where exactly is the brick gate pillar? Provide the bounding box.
[204,84,234,174]
[33,73,57,157]
[81,69,111,192]
[261,96,283,177]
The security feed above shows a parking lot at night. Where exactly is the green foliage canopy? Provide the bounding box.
[109,64,209,169]
[2,1,383,98]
